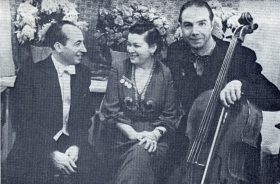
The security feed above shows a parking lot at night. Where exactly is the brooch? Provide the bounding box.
[124,97,133,107]
[143,100,155,112]
[120,75,132,89]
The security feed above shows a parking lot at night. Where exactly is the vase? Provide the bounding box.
[30,45,52,63]
[110,48,128,63]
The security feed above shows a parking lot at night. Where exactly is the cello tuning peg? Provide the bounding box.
[238,12,253,26]
[248,23,258,33]
[275,123,280,130]
[252,23,258,30]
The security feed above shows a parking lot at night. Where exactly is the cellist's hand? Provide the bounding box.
[220,80,242,107]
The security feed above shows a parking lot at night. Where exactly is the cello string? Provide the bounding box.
[196,38,238,157]
[188,37,238,163]
[199,38,237,138]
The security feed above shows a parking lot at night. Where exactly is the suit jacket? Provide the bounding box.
[7,55,94,181]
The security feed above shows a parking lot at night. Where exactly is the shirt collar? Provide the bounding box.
[51,55,76,75]
[203,40,216,56]
[191,40,216,56]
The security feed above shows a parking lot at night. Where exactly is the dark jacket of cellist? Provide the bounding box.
[163,0,280,183]
[166,38,280,133]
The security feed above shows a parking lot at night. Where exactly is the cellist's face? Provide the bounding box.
[180,6,213,52]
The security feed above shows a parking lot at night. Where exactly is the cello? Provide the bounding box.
[183,12,262,184]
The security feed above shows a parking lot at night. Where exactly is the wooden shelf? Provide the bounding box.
[90,80,107,93]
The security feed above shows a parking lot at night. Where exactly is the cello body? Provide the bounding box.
[183,90,262,184]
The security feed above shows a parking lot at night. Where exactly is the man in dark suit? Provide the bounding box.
[6,21,98,183]
[164,0,280,183]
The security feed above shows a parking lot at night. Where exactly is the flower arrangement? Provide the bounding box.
[94,3,169,51]
[15,0,88,45]
[209,0,240,39]
[173,0,240,41]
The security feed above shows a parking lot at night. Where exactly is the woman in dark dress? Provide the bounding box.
[99,22,179,184]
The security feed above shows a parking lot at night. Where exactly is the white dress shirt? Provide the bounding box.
[51,55,76,141]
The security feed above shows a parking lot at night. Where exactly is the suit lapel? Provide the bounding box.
[35,56,63,134]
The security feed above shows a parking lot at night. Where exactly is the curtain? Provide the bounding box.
[0,0,15,77]
[0,0,16,163]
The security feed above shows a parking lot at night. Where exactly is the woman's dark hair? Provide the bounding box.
[178,0,214,23]
[128,22,163,56]
[44,21,77,50]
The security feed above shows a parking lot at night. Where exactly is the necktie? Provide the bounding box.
[58,65,76,76]
[190,53,211,76]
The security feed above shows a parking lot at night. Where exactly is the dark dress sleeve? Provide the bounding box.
[153,66,179,133]
[101,62,132,128]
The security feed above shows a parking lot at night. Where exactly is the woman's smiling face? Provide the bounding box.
[127,32,156,68]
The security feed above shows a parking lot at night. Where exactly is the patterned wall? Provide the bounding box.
[74,0,111,61]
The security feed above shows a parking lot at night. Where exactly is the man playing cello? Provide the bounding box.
[164,0,280,183]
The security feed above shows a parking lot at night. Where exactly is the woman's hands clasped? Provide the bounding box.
[116,123,163,153]
[133,131,159,153]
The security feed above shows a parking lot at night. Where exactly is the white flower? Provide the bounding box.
[161,17,168,24]
[37,22,54,42]
[63,8,79,23]
[133,12,141,19]
[22,25,36,39]
[153,18,164,28]
[63,14,79,23]
[137,5,149,12]
[121,6,133,17]
[208,0,223,10]
[62,1,77,13]
[227,15,240,30]
[212,16,224,39]
[15,0,86,44]
[157,27,166,36]
[41,0,59,14]
[16,25,36,44]
[149,13,159,21]
[149,8,156,14]
[17,1,38,15]
[76,21,89,32]
[173,26,182,41]
[21,15,37,28]
[60,0,77,11]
